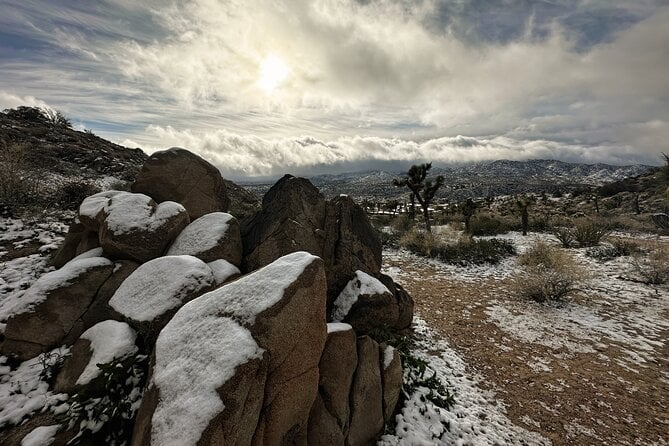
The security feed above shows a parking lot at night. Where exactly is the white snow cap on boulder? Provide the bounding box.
[148,251,323,446]
[109,255,214,323]
[331,270,390,322]
[100,192,185,236]
[207,259,240,285]
[76,320,138,385]
[167,212,236,258]
[6,256,112,317]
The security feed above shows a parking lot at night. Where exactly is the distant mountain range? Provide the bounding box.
[242,159,655,201]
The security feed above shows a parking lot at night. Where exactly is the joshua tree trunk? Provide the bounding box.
[521,208,529,236]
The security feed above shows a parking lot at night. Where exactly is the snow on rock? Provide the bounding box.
[151,310,263,446]
[3,257,112,318]
[64,247,104,265]
[20,424,60,446]
[327,322,353,334]
[109,255,214,323]
[211,251,320,325]
[101,192,185,236]
[76,320,138,386]
[207,259,240,285]
[331,270,390,322]
[0,347,69,428]
[166,212,237,260]
[79,190,122,227]
[383,345,396,370]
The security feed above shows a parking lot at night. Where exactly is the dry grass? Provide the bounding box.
[633,244,669,284]
[513,241,588,302]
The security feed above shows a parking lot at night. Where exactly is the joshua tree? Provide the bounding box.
[515,195,532,236]
[461,198,477,234]
[393,163,444,232]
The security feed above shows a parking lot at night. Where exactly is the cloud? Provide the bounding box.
[141,124,656,180]
[0,0,668,173]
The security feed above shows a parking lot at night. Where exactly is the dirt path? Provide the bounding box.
[384,244,669,446]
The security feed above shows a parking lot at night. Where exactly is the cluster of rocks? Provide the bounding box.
[0,148,413,446]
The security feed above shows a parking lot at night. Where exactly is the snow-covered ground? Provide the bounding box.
[382,229,669,445]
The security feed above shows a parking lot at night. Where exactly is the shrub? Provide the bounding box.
[432,238,516,266]
[573,221,610,247]
[633,245,669,284]
[399,229,439,257]
[586,239,639,261]
[553,227,575,248]
[0,142,43,209]
[468,214,510,236]
[56,181,101,210]
[513,242,587,302]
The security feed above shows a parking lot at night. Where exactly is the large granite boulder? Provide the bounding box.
[1,257,114,360]
[323,195,382,306]
[85,192,190,263]
[378,273,414,330]
[132,252,327,446]
[331,270,399,335]
[380,344,403,423]
[131,148,230,219]
[51,221,99,268]
[109,255,215,344]
[348,336,384,446]
[241,175,326,272]
[308,323,358,445]
[223,178,261,222]
[54,320,138,394]
[167,212,242,266]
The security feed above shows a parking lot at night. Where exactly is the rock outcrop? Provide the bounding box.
[166,212,242,266]
[132,252,326,446]
[131,148,230,219]
[1,257,114,360]
[241,175,326,272]
[348,336,384,446]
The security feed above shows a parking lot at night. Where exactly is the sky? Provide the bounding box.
[1,0,668,179]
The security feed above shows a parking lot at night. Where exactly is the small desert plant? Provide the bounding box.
[0,142,42,209]
[514,241,587,302]
[67,355,147,445]
[399,229,439,257]
[633,245,669,284]
[572,221,611,247]
[56,181,101,210]
[432,238,516,266]
[468,214,510,236]
[586,239,639,261]
[38,349,68,385]
[553,227,575,248]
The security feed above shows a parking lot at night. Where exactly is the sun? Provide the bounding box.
[258,54,289,94]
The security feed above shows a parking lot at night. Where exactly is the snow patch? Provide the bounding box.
[332,270,390,322]
[109,255,214,322]
[207,251,319,325]
[207,259,240,285]
[152,311,263,446]
[21,424,60,446]
[76,320,138,386]
[167,212,234,257]
[3,257,112,318]
[327,322,352,334]
[383,345,396,370]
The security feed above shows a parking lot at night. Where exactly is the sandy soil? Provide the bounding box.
[384,234,669,446]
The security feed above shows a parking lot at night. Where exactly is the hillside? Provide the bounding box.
[243,159,655,201]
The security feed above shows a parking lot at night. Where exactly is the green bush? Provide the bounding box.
[554,227,575,248]
[56,181,101,210]
[586,239,639,261]
[573,221,610,247]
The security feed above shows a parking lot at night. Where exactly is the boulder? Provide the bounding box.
[131,148,230,219]
[207,260,240,286]
[379,344,403,423]
[323,196,382,307]
[222,178,261,222]
[1,257,114,361]
[377,274,414,330]
[348,336,384,446]
[94,192,189,262]
[108,255,214,344]
[51,221,85,268]
[308,323,358,444]
[131,252,326,446]
[241,175,326,272]
[54,320,138,394]
[167,212,242,266]
[331,270,398,335]
[78,190,123,231]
